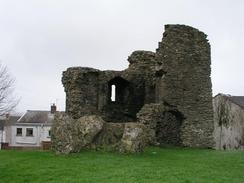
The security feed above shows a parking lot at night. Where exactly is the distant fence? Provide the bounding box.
[41,141,51,150]
[0,141,52,150]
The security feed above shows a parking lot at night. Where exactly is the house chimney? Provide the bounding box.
[51,104,57,114]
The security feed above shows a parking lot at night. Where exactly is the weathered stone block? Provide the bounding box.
[94,122,125,148]
[51,113,104,154]
[51,112,75,154]
[73,115,104,148]
[118,123,150,153]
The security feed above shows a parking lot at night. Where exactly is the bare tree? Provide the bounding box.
[0,62,19,116]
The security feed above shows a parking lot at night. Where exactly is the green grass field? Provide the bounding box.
[0,147,243,183]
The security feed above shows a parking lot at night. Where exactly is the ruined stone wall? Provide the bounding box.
[98,69,145,122]
[52,113,149,154]
[63,51,157,122]
[155,25,214,147]
[126,51,157,104]
[62,67,100,119]
[61,24,214,148]
[137,103,183,146]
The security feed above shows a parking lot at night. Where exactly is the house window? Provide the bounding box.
[16,128,22,136]
[48,130,51,137]
[26,128,33,137]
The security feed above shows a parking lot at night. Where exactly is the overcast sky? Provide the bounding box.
[0,0,243,113]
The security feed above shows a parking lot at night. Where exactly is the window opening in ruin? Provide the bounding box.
[111,84,116,102]
[108,77,130,104]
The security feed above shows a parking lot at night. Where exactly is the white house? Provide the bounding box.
[3,104,56,149]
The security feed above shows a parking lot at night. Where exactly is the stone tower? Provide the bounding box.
[155,25,213,147]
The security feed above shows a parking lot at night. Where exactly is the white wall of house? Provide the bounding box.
[0,130,2,143]
[1,129,7,149]
[213,95,244,150]
[10,124,51,147]
[40,126,51,142]
[4,125,12,145]
[0,130,6,143]
[12,125,38,146]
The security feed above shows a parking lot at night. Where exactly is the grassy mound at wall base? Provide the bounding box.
[0,147,243,183]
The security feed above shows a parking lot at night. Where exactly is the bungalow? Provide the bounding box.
[3,104,57,149]
[213,94,244,150]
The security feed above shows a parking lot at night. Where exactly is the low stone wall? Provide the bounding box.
[51,113,150,154]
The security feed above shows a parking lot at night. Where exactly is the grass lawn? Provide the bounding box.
[0,147,243,183]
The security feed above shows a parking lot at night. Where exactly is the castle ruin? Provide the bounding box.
[52,24,214,153]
